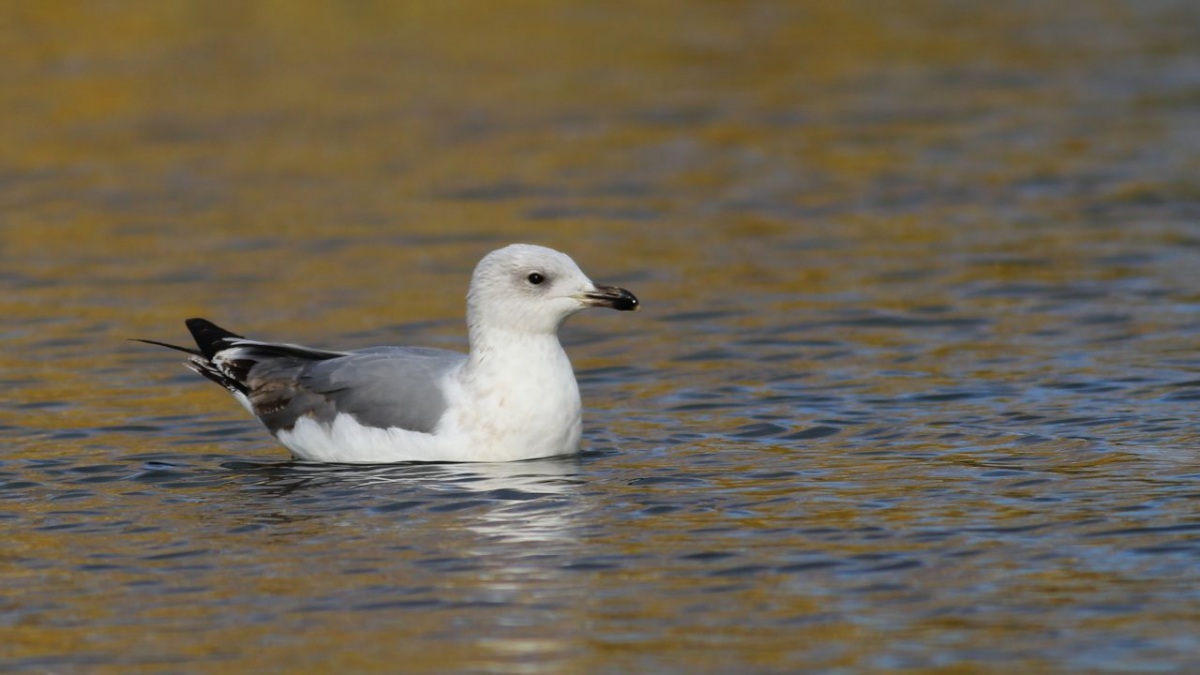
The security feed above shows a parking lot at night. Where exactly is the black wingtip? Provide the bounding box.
[130,338,202,356]
[185,318,244,359]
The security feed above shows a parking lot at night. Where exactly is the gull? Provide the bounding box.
[139,244,639,463]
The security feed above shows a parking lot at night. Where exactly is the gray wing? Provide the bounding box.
[245,346,465,434]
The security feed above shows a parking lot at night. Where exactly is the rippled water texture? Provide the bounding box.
[4,1,1200,671]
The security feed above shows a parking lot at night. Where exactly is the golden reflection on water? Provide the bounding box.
[4,0,1200,671]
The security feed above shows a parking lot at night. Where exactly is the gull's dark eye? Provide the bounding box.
[527,272,545,286]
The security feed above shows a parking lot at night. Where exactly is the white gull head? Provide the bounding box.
[466,244,639,338]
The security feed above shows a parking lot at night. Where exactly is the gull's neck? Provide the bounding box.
[458,318,583,460]
[466,324,566,372]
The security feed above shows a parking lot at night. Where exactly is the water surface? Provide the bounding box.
[4,1,1200,671]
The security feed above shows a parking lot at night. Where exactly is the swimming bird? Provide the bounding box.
[139,244,639,463]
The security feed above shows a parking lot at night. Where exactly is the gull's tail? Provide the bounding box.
[134,318,250,395]
[136,318,348,398]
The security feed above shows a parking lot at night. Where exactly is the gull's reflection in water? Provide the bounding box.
[221,454,599,667]
[223,455,584,497]
[221,454,591,544]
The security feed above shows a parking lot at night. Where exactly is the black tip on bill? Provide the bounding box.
[585,286,640,312]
